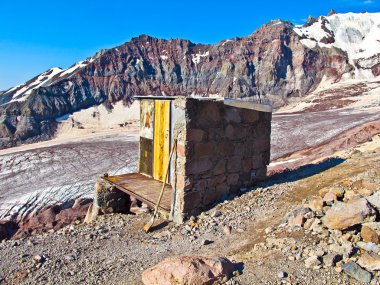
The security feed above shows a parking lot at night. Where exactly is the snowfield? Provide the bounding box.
[294,12,380,63]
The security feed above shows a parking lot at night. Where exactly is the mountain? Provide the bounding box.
[0,12,379,147]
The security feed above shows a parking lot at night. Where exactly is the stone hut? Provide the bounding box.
[102,97,272,223]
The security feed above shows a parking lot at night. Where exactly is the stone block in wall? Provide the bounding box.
[186,157,213,175]
[252,154,263,169]
[255,166,267,180]
[227,155,242,173]
[216,183,230,197]
[242,109,260,123]
[194,179,207,192]
[187,129,206,142]
[227,173,240,185]
[195,102,222,127]
[213,159,226,176]
[216,141,235,156]
[262,151,271,165]
[243,158,253,172]
[194,142,213,158]
[225,107,241,123]
[182,191,203,211]
[173,174,193,192]
[203,189,220,206]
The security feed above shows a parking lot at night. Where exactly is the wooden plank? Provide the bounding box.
[104,173,172,211]
[153,101,171,182]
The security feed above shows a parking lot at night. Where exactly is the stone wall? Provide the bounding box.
[170,98,271,223]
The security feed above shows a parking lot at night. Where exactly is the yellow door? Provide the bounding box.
[153,100,171,182]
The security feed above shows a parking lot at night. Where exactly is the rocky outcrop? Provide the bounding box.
[0,16,355,145]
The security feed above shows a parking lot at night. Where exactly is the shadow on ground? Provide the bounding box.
[262,157,346,188]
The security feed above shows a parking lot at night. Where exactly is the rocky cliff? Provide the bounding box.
[0,12,379,147]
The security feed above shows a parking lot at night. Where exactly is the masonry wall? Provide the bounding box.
[170,98,271,223]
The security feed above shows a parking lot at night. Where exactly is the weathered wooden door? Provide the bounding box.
[139,100,155,176]
[153,100,171,182]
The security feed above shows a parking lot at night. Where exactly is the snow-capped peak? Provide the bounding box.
[2,67,64,104]
[294,12,380,69]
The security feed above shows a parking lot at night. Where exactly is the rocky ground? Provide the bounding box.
[1,134,379,284]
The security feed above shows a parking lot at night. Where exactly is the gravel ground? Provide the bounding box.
[1,138,379,284]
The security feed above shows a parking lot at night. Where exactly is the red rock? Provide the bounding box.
[141,256,235,285]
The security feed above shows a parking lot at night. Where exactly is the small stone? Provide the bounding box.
[305,256,321,268]
[277,271,287,279]
[319,188,330,198]
[265,227,273,234]
[357,242,380,254]
[341,261,372,283]
[33,255,45,264]
[212,211,222,218]
[323,192,337,205]
[201,239,213,246]
[303,218,315,230]
[323,253,342,267]
[289,215,305,227]
[361,226,379,244]
[341,233,352,241]
[223,225,232,236]
[304,197,324,212]
[329,187,345,198]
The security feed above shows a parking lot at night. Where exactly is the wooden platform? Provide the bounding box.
[104,173,173,212]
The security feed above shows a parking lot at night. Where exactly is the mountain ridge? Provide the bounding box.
[0,12,379,147]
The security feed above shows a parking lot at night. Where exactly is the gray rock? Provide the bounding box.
[305,256,321,268]
[357,241,380,254]
[212,210,222,218]
[341,261,371,283]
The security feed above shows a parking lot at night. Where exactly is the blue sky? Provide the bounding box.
[0,0,378,90]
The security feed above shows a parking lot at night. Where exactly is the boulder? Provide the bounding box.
[322,198,375,230]
[358,252,380,271]
[141,256,235,285]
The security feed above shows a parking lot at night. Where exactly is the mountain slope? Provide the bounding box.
[0,12,379,147]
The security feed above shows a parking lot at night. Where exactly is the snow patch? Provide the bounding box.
[192,51,209,65]
[294,12,380,67]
